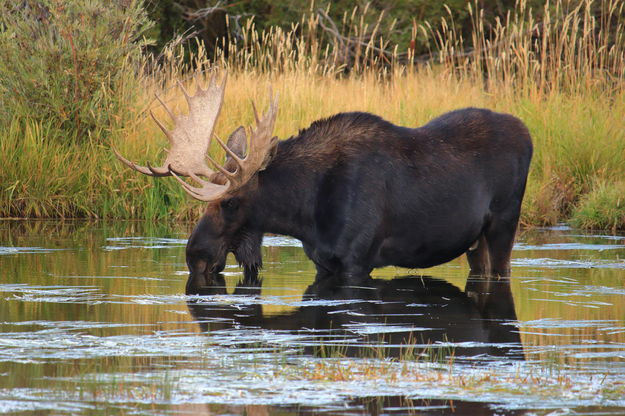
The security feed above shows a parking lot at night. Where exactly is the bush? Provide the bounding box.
[571,181,625,232]
[0,0,153,143]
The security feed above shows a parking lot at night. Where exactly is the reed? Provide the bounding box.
[2,0,624,229]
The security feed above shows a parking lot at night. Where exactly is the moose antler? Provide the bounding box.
[113,72,279,202]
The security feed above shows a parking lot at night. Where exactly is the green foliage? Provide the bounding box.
[0,0,153,143]
[143,0,185,52]
[0,118,202,219]
[571,181,625,232]
[147,0,548,57]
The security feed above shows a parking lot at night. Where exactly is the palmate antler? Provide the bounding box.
[113,73,279,202]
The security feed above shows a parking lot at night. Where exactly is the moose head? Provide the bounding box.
[113,73,278,285]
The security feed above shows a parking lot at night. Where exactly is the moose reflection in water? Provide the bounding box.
[186,274,523,360]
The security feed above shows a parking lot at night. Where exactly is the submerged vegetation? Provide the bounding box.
[1,0,624,229]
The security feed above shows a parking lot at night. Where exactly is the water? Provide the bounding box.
[1,220,624,415]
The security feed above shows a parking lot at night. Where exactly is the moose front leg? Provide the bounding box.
[302,242,342,283]
[234,231,264,285]
[242,265,261,285]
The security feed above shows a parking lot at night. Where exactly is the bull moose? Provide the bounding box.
[114,73,532,289]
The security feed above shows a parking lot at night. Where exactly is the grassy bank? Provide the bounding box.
[1,0,624,229]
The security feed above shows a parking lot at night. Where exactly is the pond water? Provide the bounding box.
[1,220,624,415]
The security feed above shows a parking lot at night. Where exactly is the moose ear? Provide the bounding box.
[224,126,247,172]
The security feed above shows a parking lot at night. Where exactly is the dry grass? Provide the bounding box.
[117,70,624,226]
[113,0,625,228]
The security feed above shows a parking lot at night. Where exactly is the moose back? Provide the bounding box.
[114,73,533,290]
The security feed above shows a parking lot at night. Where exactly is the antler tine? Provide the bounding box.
[112,146,170,177]
[214,135,244,171]
[177,79,193,108]
[213,86,279,184]
[206,152,238,179]
[112,146,150,175]
[268,86,275,106]
[170,169,210,198]
[200,70,219,93]
[146,162,170,176]
[154,94,176,122]
[251,90,279,142]
[195,73,205,93]
[271,91,279,114]
[251,100,261,125]
[169,167,230,202]
[263,88,278,120]
[220,71,227,88]
[149,110,174,145]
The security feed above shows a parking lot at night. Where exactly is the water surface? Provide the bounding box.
[1,220,624,415]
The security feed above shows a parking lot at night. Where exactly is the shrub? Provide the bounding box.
[571,181,625,232]
[0,0,153,143]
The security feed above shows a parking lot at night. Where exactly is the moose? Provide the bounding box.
[114,73,532,290]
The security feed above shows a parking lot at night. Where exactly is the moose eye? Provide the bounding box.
[221,198,239,212]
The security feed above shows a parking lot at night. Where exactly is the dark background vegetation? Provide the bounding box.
[145,0,551,57]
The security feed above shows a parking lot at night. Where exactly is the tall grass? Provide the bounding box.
[2,0,624,229]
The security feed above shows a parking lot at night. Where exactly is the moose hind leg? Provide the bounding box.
[484,215,520,277]
[466,234,490,275]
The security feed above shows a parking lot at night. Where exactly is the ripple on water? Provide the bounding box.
[0,247,68,255]
[1,284,105,304]
[103,236,187,251]
[514,242,625,251]
[512,258,625,269]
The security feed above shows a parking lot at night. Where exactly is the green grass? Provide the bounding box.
[571,180,625,232]
[0,118,200,220]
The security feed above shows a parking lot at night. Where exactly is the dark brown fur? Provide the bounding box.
[185,108,533,289]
